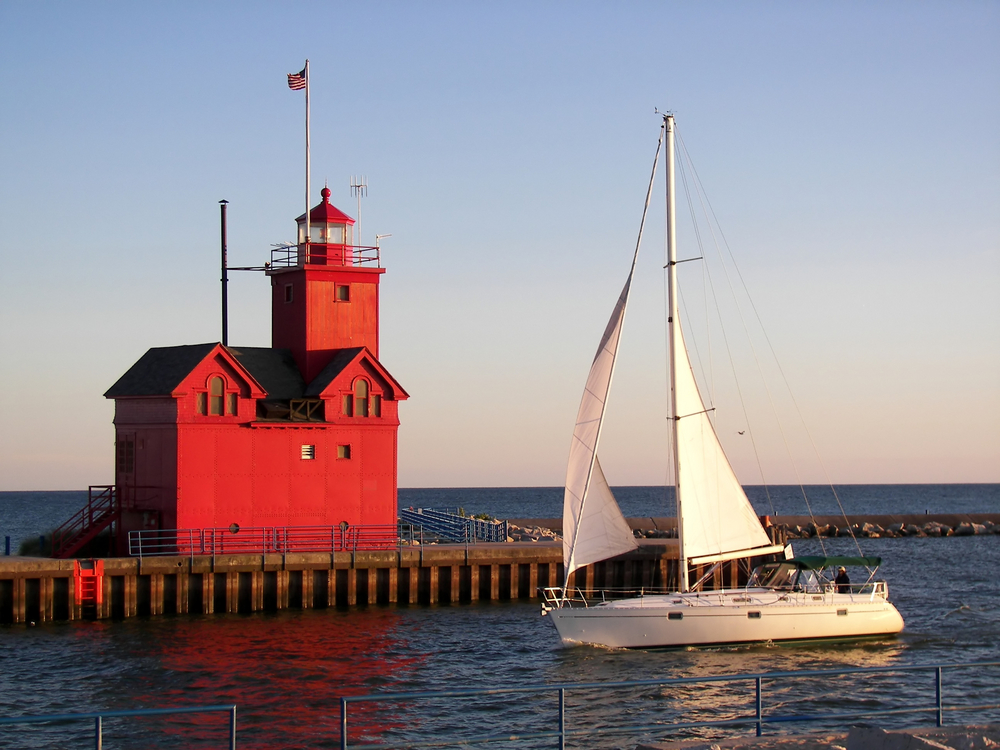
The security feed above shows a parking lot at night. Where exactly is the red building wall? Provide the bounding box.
[172,423,398,529]
[112,345,403,534]
[270,266,383,382]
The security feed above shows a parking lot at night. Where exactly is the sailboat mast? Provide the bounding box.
[664,114,687,592]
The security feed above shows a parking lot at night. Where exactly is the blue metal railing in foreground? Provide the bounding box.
[339,661,1000,750]
[0,703,237,749]
[399,507,508,543]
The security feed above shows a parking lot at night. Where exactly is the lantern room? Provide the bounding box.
[297,186,355,265]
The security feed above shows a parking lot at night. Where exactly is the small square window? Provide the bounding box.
[336,285,350,302]
[284,284,294,303]
[301,445,316,460]
[337,444,352,459]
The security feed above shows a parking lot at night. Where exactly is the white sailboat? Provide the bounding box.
[541,115,904,649]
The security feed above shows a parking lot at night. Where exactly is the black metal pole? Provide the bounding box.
[220,200,229,346]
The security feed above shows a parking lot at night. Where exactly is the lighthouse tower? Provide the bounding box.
[269,186,384,382]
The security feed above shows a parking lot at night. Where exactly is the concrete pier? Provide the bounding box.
[1,540,726,625]
[14,509,992,627]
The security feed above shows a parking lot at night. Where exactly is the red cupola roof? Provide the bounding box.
[296,186,355,225]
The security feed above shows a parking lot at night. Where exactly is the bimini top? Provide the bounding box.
[786,556,882,570]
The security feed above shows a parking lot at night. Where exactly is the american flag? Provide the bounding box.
[287,67,306,90]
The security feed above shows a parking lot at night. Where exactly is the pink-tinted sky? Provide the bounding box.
[1,1,997,489]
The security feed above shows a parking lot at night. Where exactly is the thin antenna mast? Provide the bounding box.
[351,175,367,248]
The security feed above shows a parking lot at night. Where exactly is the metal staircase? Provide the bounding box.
[51,486,120,559]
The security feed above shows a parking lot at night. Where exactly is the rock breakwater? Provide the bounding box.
[507,513,1000,543]
[781,519,1000,539]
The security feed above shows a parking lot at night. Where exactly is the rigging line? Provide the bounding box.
[673,129,737,539]
[679,130,803,532]
[677,284,712,412]
[675,131,714,408]
[677,140,861,557]
[679,134,842,549]
[674,140,715,413]
[563,122,664,589]
[675,127,778,520]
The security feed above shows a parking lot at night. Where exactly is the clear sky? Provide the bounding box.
[1,2,997,490]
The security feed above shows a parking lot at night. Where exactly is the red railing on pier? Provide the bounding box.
[128,524,420,559]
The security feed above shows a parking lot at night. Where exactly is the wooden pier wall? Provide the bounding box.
[6,512,991,627]
[2,540,740,625]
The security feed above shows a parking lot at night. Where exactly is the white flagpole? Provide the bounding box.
[305,59,311,262]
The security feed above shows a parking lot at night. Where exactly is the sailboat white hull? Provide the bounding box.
[545,589,904,649]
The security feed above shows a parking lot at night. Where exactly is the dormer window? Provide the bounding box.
[209,376,225,416]
[342,378,382,418]
[354,379,369,417]
[196,375,238,417]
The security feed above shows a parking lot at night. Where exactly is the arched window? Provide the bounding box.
[209,376,224,416]
[354,379,369,418]
[342,379,382,418]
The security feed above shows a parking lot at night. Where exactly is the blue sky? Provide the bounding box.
[1,1,997,490]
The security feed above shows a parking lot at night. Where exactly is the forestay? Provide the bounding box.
[561,125,664,581]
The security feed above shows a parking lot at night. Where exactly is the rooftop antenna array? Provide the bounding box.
[351,175,367,247]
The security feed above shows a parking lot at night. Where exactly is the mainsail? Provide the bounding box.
[671,318,774,562]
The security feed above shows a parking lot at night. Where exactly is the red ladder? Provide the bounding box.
[74,560,104,614]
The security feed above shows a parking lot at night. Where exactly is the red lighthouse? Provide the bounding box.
[84,192,407,551]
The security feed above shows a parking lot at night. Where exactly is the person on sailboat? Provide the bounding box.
[835,566,851,593]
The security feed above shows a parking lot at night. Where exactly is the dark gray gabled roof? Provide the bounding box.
[105,342,375,401]
[305,347,364,397]
[228,347,305,400]
[104,343,219,398]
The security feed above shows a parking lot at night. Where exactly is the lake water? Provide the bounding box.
[1,485,998,749]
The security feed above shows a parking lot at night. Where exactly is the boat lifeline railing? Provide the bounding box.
[0,703,237,749]
[541,586,673,608]
[339,661,1000,750]
[128,523,422,559]
[541,580,892,609]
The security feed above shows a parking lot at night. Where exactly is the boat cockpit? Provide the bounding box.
[748,562,824,592]
[748,556,883,594]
